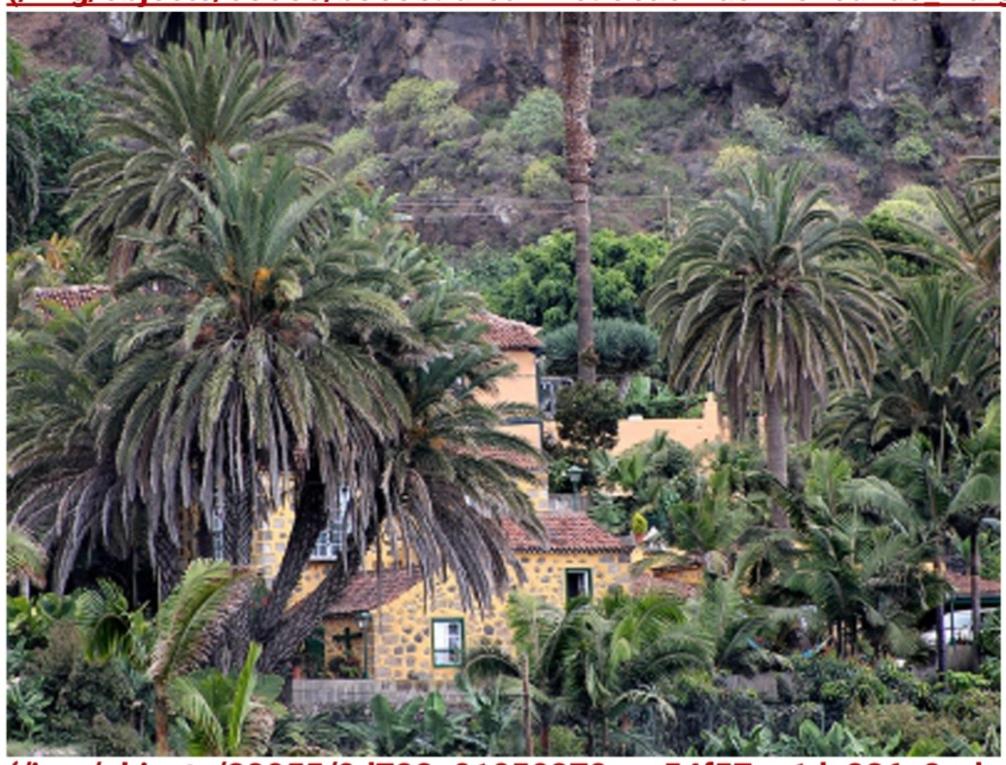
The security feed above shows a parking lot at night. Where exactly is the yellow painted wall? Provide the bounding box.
[543,392,729,455]
[323,549,633,686]
[478,348,539,408]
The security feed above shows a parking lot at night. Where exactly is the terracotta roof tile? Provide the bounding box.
[503,512,627,553]
[29,284,111,313]
[944,571,1001,596]
[480,312,542,351]
[325,569,424,615]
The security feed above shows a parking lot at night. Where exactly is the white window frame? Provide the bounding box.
[431,618,464,667]
[311,485,352,561]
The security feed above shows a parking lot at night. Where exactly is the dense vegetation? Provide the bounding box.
[6,13,1001,758]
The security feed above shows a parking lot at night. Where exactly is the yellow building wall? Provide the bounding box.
[543,392,729,455]
[478,348,539,408]
[323,549,633,686]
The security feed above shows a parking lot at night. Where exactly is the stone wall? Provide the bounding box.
[324,548,634,687]
[292,678,466,711]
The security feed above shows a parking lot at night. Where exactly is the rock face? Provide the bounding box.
[11,10,998,142]
[276,12,998,138]
[8,11,999,250]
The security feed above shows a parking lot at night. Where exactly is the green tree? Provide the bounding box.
[11,69,105,240]
[555,381,621,453]
[169,641,283,755]
[560,589,710,753]
[646,162,893,522]
[67,28,324,273]
[823,279,997,460]
[787,448,940,658]
[503,88,565,152]
[947,400,1000,641]
[127,12,301,57]
[6,525,47,598]
[463,592,573,755]
[541,318,657,381]
[6,303,154,595]
[148,559,256,754]
[91,150,411,667]
[491,229,666,330]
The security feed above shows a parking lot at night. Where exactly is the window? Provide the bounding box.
[431,618,464,667]
[311,485,352,561]
[565,568,593,601]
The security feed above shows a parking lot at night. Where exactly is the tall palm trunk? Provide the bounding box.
[560,12,597,384]
[154,684,170,755]
[764,382,790,527]
[970,529,981,651]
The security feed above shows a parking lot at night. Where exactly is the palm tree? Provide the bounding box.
[127,12,301,57]
[6,302,161,595]
[822,278,997,460]
[91,150,413,668]
[947,399,1000,641]
[560,589,710,754]
[6,525,47,598]
[560,13,597,384]
[148,559,256,754]
[646,162,894,520]
[7,106,39,246]
[66,27,325,273]
[75,577,154,669]
[259,277,545,671]
[688,576,794,674]
[869,435,969,672]
[463,592,570,755]
[169,641,283,755]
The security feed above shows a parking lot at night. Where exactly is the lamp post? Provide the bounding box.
[356,610,372,678]
[566,464,584,513]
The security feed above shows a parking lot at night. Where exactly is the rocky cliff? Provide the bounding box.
[9,12,1000,250]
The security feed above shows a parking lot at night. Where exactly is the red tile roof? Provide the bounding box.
[28,284,111,312]
[480,312,542,351]
[944,571,1001,596]
[503,512,627,553]
[325,569,424,615]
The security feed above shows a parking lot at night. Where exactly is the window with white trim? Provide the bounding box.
[311,485,352,561]
[432,618,464,667]
[565,568,593,601]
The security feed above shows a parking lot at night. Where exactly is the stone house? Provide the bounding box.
[318,512,633,688]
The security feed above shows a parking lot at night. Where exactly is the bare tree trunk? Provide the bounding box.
[970,529,981,651]
[764,382,789,528]
[561,12,597,385]
[522,653,533,755]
